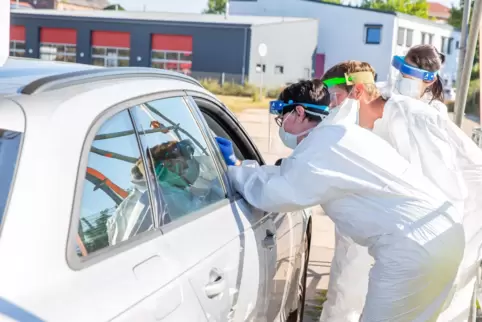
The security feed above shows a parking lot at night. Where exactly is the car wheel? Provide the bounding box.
[287,230,311,322]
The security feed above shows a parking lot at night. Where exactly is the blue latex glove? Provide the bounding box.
[215,137,238,166]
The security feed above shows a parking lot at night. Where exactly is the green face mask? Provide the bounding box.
[155,163,189,188]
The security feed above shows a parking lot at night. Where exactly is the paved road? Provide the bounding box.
[235,108,480,322]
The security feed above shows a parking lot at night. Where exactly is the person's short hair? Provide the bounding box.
[277,79,330,122]
[322,60,380,98]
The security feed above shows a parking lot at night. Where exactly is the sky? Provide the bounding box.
[112,0,458,13]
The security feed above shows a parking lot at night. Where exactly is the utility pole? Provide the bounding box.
[454,0,471,125]
[454,0,482,127]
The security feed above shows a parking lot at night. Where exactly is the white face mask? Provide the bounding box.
[278,112,313,149]
[324,98,360,125]
[395,76,422,98]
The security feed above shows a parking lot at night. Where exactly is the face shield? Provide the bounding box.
[269,100,330,126]
[323,71,376,108]
[389,55,438,98]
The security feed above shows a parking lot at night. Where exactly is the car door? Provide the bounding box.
[128,95,253,322]
[189,94,307,321]
[185,95,273,321]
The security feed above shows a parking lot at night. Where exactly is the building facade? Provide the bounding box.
[9,10,318,87]
[230,0,460,87]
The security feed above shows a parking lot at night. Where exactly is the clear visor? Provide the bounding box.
[388,56,438,93]
[323,71,376,108]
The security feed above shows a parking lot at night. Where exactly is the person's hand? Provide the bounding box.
[215,137,239,166]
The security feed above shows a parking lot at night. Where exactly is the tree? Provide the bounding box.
[104,4,125,10]
[361,0,429,19]
[204,0,227,14]
[448,0,474,28]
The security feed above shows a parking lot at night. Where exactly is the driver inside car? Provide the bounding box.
[107,139,214,245]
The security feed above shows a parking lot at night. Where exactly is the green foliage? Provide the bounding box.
[204,0,227,14]
[360,0,429,18]
[79,210,111,254]
[104,4,125,10]
[448,0,474,28]
[199,78,282,99]
[321,0,341,3]
[446,78,480,115]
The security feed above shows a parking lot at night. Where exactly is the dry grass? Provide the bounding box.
[217,95,270,113]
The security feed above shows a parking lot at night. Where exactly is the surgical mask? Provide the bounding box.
[278,112,312,149]
[395,77,422,98]
[324,98,360,125]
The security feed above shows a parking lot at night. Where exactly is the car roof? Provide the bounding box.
[0,57,99,95]
[0,58,203,96]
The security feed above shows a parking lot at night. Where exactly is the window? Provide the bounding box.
[151,34,193,75]
[447,37,454,54]
[40,43,76,62]
[9,40,25,57]
[39,28,77,63]
[0,130,22,226]
[130,97,225,224]
[397,28,405,46]
[456,40,460,49]
[76,110,153,256]
[421,32,434,45]
[406,29,413,47]
[275,65,284,74]
[441,36,447,53]
[256,64,266,73]
[365,25,382,44]
[151,50,192,75]
[75,98,226,257]
[92,47,130,67]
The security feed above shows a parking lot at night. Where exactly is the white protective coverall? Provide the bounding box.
[228,103,465,321]
[376,92,482,321]
[320,88,475,322]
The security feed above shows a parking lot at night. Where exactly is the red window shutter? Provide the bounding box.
[92,31,130,48]
[10,25,25,41]
[152,35,192,52]
[40,28,77,44]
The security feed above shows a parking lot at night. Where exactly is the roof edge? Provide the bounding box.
[301,0,397,16]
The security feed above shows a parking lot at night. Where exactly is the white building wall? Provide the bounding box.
[230,0,395,81]
[231,0,460,87]
[394,14,460,88]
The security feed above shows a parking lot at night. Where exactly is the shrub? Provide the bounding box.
[199,78,284,99]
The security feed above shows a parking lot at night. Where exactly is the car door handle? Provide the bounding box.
[262,229,276,249]
[205,268,226,299]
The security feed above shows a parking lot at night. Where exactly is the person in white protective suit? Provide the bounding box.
[319,52,475,322]
[215,79,465,321]
[381,44,482,321]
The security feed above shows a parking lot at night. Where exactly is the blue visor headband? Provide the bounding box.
[269,100,329,116]
[392,56,438,82]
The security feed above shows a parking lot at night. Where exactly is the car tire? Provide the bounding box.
[287,229,311,322]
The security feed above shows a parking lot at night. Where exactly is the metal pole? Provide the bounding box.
[455,0,482,127]
[479,25,482,126]
[260,59,264,99]
[454,0,471,125]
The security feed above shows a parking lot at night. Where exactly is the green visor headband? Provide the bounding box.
[323,72,375,88]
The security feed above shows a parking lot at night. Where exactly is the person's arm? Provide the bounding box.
[376,98,467,206]
[226,125,390,213]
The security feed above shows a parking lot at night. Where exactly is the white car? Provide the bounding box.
[0,58,312,322]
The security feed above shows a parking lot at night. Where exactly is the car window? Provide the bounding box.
[76,110,154,257]
[130,97,225,226]
[0,130,22,226]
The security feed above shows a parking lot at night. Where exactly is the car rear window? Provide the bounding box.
[0,130,22,225]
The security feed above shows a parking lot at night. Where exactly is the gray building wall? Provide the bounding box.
[11,13,252,83]
[248,19,318,88]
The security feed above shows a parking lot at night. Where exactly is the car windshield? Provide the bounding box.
[0,130,22,225]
